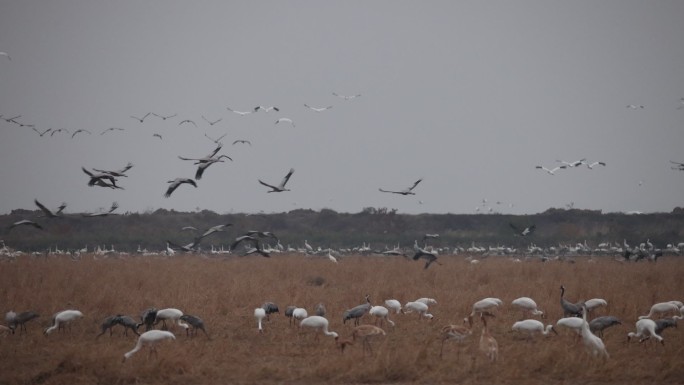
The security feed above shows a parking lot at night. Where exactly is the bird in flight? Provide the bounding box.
[92,162,133,178]
[179,119,197,127]
[32,127,52,137]
[204,133,227,145]
[82,167,124,189]
[0,51,11,61]
[510,223,535,236]
[258,168,294,193]
[71,129,92,138]
[178,144,227,164]
[226,107,252,116]
[153,133,163,140]
[50,128,69,136]
[151,113,177,120]
[304,104,333,112]
[535,165,566,175]
[101,127,124,135]
[332,92,361,100]
[130,112,151,123]
[379,179,423,195]
[34,199,67,218]
[202,115,222,126]
[165,178,198,198]
[82,202,119,217]
[7,219,43,231]
[254,106,279,112]
[275,118,295,127]
[232,140,251,146]
[670,161,684,171]
[585,161,606,170]
[626,104,645,109]
[194,155,232,180]
[556,158,586,168]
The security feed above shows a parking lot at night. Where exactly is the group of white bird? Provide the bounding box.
[536,158,606,175]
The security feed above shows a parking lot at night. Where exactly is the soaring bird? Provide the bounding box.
[677,98,684,110]
[50,128,69,136]
[226,107,253,116]
[100,127,124,135]
[304,104,333,112]
[164,178,198,198]
[178,144,224,163]
[8,219,44,231]
[259,168,294,192]
[509,223,535,236]
[92,162,134,178]
[0,51,11,61]
[130,113,151,123]
[151,113,177,120]
[71,129,92,138]
[82,202,119,217]
[585,161,606,170]
[670,161,684,171]
[379,179,422,195]
[81,167,123,189]
[557,158,586,168]
[626,104,645,109]
[194,155,232,180]
[153,133,163,140]
[536,165,566,175]
[332,92,361,100]
[179,119,197,127]
[202,115,222,126]
[275,117,295,127]
[34,199,67,218]
[32,127,52,137]
[254,106,279,112]
[205,133,227,144]
[232,140,251,146]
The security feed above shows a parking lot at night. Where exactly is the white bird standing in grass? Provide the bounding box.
[628,318,664,344]
[639,302,680,319]
[123,330,176,361]
[255,308,267,333]
[580,306,609,359]
[44,310,83,335]
[299,316,338,340]
[512,319,557,338]
[511,297,544,319]
[384,299,403,314]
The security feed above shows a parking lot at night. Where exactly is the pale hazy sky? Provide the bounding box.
[1,1,683,215]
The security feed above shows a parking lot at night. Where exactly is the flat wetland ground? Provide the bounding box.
[1,254,684,385]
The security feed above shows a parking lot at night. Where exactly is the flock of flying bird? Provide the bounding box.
[3,286,682,363]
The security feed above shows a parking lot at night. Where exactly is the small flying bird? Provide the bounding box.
[0,51,11,61]
[201,115,222,126]
[232,140,251,146]
[275,117,295,127]
[164,178,198,198]
[379,179,423,195]
[626,104,645,109]
[556,158,586,168]
[82,167,124,189]
[259,168,294,193]
[101,127,124,135]
[3,115,21,123]
[179,119,197,127]
[130,112,151,123]
[71,129,92,138]
[304,104,333,112]
[194,155,232,180]
[32,127,51,137]
[151,113,177,120]
[34,199,67,218]
[153,133,163,140]
[535,165,566,175]
[204,133,227,144]
[92,162,133,178]
[332,92,361,100]
[230,235,271,257]
[254,106,279,112]
[509,223,536,236]
[670,161,684,171]
[50,128,69,136]
[8,219,44,231]
[226,107,253,116]
[585,161,606,170]
[82,202,119,217]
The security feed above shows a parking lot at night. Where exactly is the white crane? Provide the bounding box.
[274,117,295,127]
[369,305,394,327]
[584,298,608,313]
[512,319,557,338]
[44,310,83,335]
[299,316,338,339]
[465,298,502,326]
[628,318,664,344]
[511,297,544,319]
[226,106,253,116]
[7,219,44,231]
[254,308,267,333]
[404,301,432,319]
[384,299,403,314]
[154,308,189,331]
[535,165,566,175]
[304,104,333,112]
[639,302,680,319]
[258,168,294,193]
[123,330,176,361]
[332,92,361,100]
[580,306,609,359]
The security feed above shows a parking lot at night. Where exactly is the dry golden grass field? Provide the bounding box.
[1,254,684,385]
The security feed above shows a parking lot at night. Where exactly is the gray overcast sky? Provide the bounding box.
[1,1,683,215]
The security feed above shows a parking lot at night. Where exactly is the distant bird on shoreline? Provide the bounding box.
[379,179,422,195]
[130,113,151,123]
[164,178,197,198]
[259,168,294,193]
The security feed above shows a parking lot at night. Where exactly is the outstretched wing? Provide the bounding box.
[279,168,294,188]
[34,199,54,217]
[407,178,423,192]
[258,179,278,191]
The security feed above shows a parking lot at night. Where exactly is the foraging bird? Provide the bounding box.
[285,306,297,326]
[479,315,498,362]
[259,168,294,192]
[44,310,83,335]
[440,324,473,359]
[511,297,544,319]
[123,330,176,361]
[201,115,222,126]
[71,129,91,138]
[535,165,566,175]
[261,302,280,320]
[560,285,583,317]
[164,178,198,198]
[509,223,536,237]
[464,298,501,326]
[628,318,663,344]
[379,178,423,195]
[369,305,394,327]
[275,117,295,127]
[8,219,44,231]
[130,112,151,123]
[584,298,608,313]
[343,295,372,325]
[654,317,681,335]
[34,199,67,218]
[179,314,209,338]
[589,316,622,338]
[404,301,433,319]
[154,308,189,331]
[352,324,386,355]
[512,319,557,338]
[384,299,403,314]
[138,308,158,331]
[5,311,39,334]
[304,104,333,112]
[299,316,338,339]
[255,308,267,333]
[332,92,361,100]
[314,303,326,317]
[638,302,680,319]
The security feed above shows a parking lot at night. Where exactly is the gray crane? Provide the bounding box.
[258,168,294,193]
[96,315,121,338]
[285,306,297,326]
[137,308,157,331]
[413,241,441,269]
[343,295,371,326]
[180,314,210,339]
[6,311,40,334]
[589,316,622,338]
[655,318,679,335]
[560,285,583,317]
[379,178,422,195]
[314,303,326,317]
[34,199,67,218]
[261,302,279,320]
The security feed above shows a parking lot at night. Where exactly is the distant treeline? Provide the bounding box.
[1,207,683,253]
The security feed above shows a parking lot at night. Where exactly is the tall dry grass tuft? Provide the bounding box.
[0,254,683,384]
